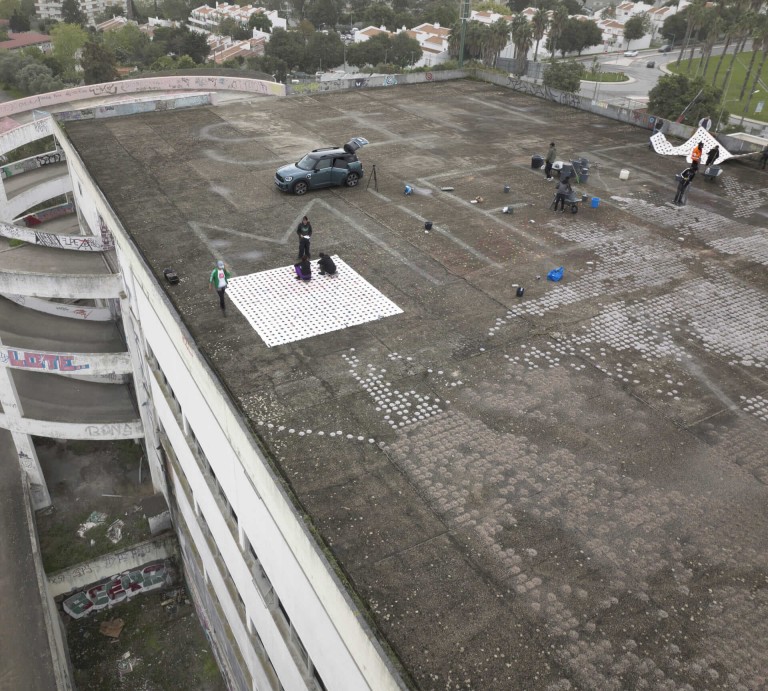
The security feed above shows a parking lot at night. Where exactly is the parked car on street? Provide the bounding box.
[274,137,369,195]
[659,45,673,52]
[624,50,639,57]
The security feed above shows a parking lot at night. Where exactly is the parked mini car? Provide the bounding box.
[646,60,656,68]
[275,137,369,195]
[659,44,673,53]
[624,50,639,57]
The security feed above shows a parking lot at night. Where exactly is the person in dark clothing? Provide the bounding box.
[317,253,337,276]
[296,216,312,260]
[554,177,572,212]
[674,167,696,205]
[544,142,557,181]
[705,145,720,167]
[294,255,312,281]
[761,145,768,170]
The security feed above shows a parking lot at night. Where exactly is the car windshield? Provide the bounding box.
[296,155,317,170]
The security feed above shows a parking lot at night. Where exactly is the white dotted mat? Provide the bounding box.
[650,126,732,165]
[227,256,403,347]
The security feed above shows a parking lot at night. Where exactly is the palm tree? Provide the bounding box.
[513,21,533,75]
[739,15,768,99]
[743,25,768,118]
[549,5,568,60]
[697,9,721,77]
[488,18,510,68]
[718,8,751,90]
[531,8,549,62]
[677,0,705,67]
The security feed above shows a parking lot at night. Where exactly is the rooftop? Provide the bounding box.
[62,79,768,689]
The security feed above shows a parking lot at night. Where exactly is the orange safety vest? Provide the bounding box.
[691,147,702,163]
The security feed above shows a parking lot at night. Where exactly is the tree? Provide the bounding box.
[347,31,389,67]
[305,0,337,29]
[287,0,306,21]
[475,1,508,13]
[623,13,649,50]
[9,9,29,30]
[103,22,153,65]
[304,30,343,71]
[265,27,306,70]
[95,3,124,23]
[81,39,119,83]
[548,4,569,59]
[419,0,458,28]
[542,59,584,91]
[153,25,209,63]
[560,0,583,15]
[61,0,85,25]
[363,2,394,29]
[249,12,272,33]
[531,8,548,62]
[389,31,422,67]
[511,16,532,74]
[555,17,601,56]
[51,22,88,77]
[246,53,288,81]
[660,10,686,44]
[648,73,722,125]
[739,15,768,99]
[218,17,250,40]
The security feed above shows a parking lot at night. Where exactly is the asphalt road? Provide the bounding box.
[0,429,59,691]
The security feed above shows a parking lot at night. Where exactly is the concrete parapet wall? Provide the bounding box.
[0,76,285,119]
[3,174,72,222]
[0,271,122,299]
[287,69,464,95]
[0,345,131,376]
[0,117,54,157]
[55,93,213,123]
[48,534,178,598]
[1,149,66,179]
[0,220,111,251]
[1,293,113,320]
[0,412,144,440]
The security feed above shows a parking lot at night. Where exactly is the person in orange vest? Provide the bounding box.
[691,141,704,170]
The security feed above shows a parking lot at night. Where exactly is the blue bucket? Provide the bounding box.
[591,197,600,208]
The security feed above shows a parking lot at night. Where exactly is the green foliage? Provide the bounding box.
[51,22,88,77]
[94,3,125,23]
[304,30,343,71]
[542,59,585,91]
[265,27,306,70]
[660,9,689,43]
[152,25,209,63]
[347,32,389,67]
[249,12,272,32]
[389,31,422,68]
[81,39,119,84]
[60,0,85,25]
[552,17,602,56]
[418,0,458,27]
[648,73,722,125]
[364,2,394,29]
[246,53,288,82]
[475,1,508,12]
[103,22,155,65]
[9,8,30,30]
[305,0,338,29]
[218,16,250,40]
[623,13,650,48]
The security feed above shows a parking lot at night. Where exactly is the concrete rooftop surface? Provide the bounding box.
[63,80,768,690]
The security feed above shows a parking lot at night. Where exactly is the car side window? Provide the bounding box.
[315,158,333,171]
[333,158,349,169]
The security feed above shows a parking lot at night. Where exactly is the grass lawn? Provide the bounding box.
[583,71,629,83]
[668,51,768,124]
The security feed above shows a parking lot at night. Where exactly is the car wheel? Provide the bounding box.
[345,173,360,187]
[293,180,309,195]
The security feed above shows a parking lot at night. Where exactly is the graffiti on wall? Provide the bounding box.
[0,220,110,251]
[97,213,115,251]
[84,422,142,438]
[0,77,285,118]
[1,149,65,179]
[22,202,75,227]
[0,349,91,372]
[62,560,172,619]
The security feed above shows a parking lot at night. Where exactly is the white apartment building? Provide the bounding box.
[35,0,127,27]
[189,3,286,35]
